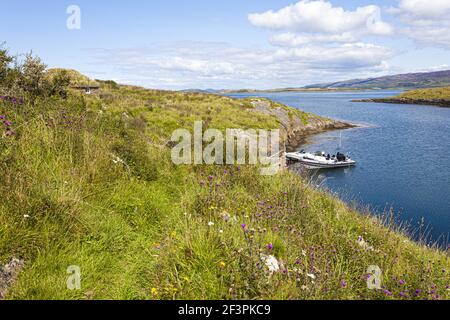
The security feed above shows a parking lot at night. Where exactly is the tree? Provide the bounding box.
[49,69,71,98]
[0,46,14,89]
[18,52,48,100]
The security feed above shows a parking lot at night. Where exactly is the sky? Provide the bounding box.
[1,0,450,90]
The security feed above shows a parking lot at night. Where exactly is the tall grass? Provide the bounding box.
[1,82,449,300]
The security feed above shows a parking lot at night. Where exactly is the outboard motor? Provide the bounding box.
[337,153,346,162]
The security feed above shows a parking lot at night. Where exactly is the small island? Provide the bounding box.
[353,87,450,108]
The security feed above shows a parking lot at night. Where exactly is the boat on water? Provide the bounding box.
[286,150,356,169]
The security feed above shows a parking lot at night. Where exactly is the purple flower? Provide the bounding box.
[340,280,348,288]
[383,289,393,296]
[399,280,406,285]
[0,115,5,120]
[241,224,247,230]
[267,243,273,250]
[415,289,422,296]
[3,120,12,127]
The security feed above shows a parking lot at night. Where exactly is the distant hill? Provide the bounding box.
[178,88,219,94]
[303,70,450,90]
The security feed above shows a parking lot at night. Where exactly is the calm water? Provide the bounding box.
[228,91,450,246]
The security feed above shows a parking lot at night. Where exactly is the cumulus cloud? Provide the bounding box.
[245,0,394,85]
[84,2,399,89]
[386,0,450,48]
[391,0,450,18]
[248,0,392,36]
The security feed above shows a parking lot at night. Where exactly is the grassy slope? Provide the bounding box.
[398,86,450,100]
[1,85,449,300]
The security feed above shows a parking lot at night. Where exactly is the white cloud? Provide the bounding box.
[389,0,450,48]
[270,32,357,47]
[85,2,404,89]
[87,41,393,90]
[393,0,450,18]
[248,0,392,35]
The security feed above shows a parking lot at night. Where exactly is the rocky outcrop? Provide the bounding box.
[353,98,450,108]
[0,258,24,299]
[250,99,357,152]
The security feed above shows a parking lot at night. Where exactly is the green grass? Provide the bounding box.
[398,86,450,100]
[1,83,449,300]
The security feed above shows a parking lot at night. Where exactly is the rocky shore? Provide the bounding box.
[353,98,450,108]
[250,99,357,152]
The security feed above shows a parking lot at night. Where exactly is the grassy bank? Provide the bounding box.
[1,60,449,300]
[354,86,450,107]
[397,86,450,100]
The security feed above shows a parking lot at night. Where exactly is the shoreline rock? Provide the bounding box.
[250,99,358,152]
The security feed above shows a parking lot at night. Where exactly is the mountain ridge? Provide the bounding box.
[304,69,450,90]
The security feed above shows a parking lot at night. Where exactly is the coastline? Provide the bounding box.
[353,98,450,108]
[249,98,358,152]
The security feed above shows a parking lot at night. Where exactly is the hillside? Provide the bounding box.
[354,86,450,108]
[303,70,450,90]
[1,52,449,300]
[46,68,99,87]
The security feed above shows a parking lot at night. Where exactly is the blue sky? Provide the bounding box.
[1,0,450,89]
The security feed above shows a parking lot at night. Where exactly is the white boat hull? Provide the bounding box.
[286,152,356,169]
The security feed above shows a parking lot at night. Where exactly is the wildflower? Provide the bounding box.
[0,115,5,120]
[399,291,408,298]
[306,273,316,280]
[399,279,406,285]
[219,261,226,268]
[3,120,12,127]
[267,243,273,250]
[112,155,125,165]
[415,289,422,296]
[23,214,30,219]
[219,229,224,234]
[151,288,158,297]
[241,223,247,230]
[208,221,215,227]
[295,259,301,265]
[357,236,374,251]
[340,280,348,288]
[261,254,280,274]
[383,289,393,296]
